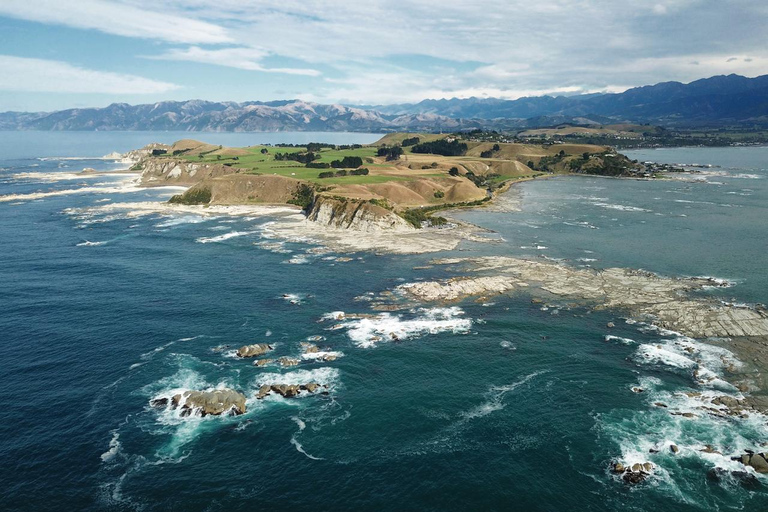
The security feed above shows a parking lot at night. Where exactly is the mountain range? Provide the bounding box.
[1,74,766,131]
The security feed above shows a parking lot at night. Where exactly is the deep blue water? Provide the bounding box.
[1,134,767,511]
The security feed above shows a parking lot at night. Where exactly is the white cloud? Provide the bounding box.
[3,0,768,105]
[0,55,181,94]
[0,0,231,44]
[147,46,321,76]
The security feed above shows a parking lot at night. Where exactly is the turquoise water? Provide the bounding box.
[1,134,767,510]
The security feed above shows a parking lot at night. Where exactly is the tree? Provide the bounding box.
[377,146,403,161]
[260,148,269,154]
[448,167,460,176]
[330,156,363,168]
[411,139,467,156]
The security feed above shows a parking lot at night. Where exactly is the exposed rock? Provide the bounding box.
[237,343,273,358]
[606,322,615,328]
[278,357,300,367]
[749,453,768,473]
[254,358,273,367]
[700,445,722,455]
[256,385,272,400]
[612,460,653,484]
[631,387,644,393]
[149,397,169,408]
[654,402,668,408]
[301,342,320,353]
[670,444,679,454]
[272,384,301,398]
[157,389,247,417]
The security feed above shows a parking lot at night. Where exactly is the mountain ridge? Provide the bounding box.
[1,74,766,131]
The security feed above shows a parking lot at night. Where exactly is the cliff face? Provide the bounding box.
[306,196,413,232]
[139,158,240,187]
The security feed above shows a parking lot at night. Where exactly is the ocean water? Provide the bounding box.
[1,133,767,511]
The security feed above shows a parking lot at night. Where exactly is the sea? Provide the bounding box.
[1,132,767,511]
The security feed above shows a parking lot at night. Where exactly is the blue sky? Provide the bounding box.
[1,0,767,111]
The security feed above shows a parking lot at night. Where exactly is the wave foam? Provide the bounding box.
[592,202,651,213]
[196,231,256,244]
[339,307,472,348]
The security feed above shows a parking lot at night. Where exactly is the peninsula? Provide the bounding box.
[125,132,648,237]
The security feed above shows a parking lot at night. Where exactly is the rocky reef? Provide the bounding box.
[398,256,768,339]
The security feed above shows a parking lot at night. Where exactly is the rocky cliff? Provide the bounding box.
[306,196,413,232]
[138,158,241,187]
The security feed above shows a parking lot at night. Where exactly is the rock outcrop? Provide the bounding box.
[237,343,273,358]
[733,451,768,473]
[255,382,324,399]
[611,461,653,484]
[306,196,413,232]
[150,388,247,417]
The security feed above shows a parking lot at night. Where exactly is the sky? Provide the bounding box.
[0,0,767,111]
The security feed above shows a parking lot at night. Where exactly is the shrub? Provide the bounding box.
[318,171,335,179]
[287,184,314,209]
[448,167,460,176]
[402,136,420,146]
[169,187,212,205]
[306,162,331,169]
[434,190,445,198]
[349,168,369,176]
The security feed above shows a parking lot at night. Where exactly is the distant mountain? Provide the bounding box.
[0,100,485,132]
[367,74,768,126]
[2,74,766,131]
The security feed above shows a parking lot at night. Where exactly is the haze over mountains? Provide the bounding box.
[1,74,766,131]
